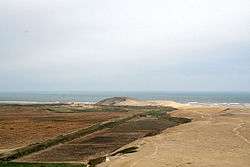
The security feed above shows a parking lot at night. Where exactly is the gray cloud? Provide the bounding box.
[0,0,250,91]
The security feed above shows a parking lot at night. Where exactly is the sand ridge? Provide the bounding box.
[96,97,190,108]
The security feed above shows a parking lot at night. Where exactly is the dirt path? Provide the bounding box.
[99,107,250,167]
[232,118,250,144]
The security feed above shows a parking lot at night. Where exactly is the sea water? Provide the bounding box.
[0,91,250,106]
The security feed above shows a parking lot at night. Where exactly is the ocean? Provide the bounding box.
[0,91,250,105]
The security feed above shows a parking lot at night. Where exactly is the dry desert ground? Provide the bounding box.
[99,106,250,167]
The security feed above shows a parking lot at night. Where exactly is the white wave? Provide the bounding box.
[186,102,250,107]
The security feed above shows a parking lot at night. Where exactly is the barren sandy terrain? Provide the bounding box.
[99,106,250,167]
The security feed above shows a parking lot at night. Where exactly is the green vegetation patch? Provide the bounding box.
[144,106,176,118]
[43,104,177,113]
[145,109,167,118]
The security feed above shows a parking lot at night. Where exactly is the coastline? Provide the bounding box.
[0,100,250,108]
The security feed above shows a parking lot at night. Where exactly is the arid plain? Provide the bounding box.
[0,98,249,167]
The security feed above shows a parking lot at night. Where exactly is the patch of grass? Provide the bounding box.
[0,162,86,167]
[70,106,128,112]
[43,105,176,114]
[145,109,168,118]
[83,105,177,113]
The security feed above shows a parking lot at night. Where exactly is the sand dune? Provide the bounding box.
[96,97,190,108]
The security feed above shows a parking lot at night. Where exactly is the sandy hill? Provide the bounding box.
[96,97,189,108]
[96,97,137,105]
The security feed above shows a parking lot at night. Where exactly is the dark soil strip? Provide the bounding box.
[88,157,107,167]
[111,146,139,156]
[86,116,191,167]
[0,114,144,162]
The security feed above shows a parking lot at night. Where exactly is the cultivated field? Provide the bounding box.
[0,104,128,153]
[0,101,189,166]
[17,116,189,163]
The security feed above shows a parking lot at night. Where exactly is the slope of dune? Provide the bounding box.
[96,97,189,108]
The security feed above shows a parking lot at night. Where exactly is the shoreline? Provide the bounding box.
[0,100,249,108]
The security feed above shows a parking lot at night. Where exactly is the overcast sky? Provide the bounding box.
[0,0,250,91]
